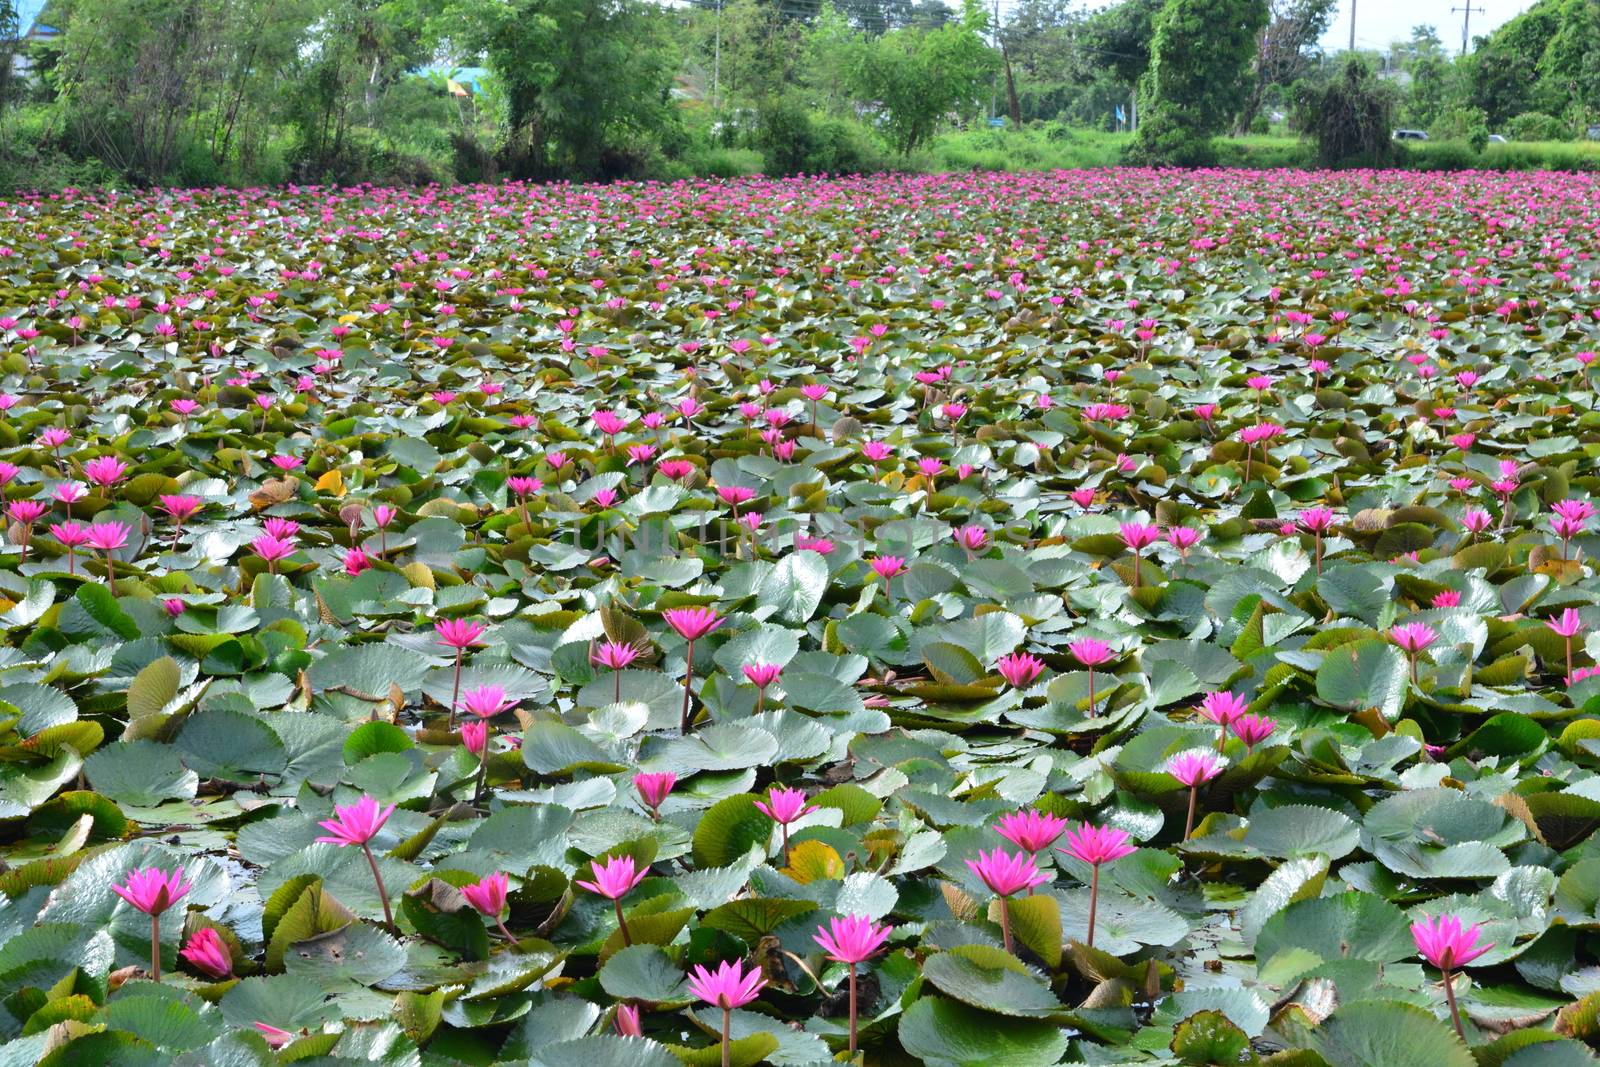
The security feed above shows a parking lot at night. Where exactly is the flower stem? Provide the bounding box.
[1087,864,1099,949]
[1443,967,1465,1041]
[448,650,463,728]
[1184,785,1199,840]
[679,639,696,734]
[362,842,394,929]
[721,1007,732,1067]
[472,727,491,804]
[496,918,516,943]
[150,911,161,982]
[848,962,859,1053]
[615,897,632,946]
[999,895,1013,954]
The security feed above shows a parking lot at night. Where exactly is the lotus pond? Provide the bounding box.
[0,169,1598,1066]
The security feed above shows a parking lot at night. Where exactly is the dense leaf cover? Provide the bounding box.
[0,169,1598,1064]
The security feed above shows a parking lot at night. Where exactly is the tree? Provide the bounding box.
[440,0,682,180]
[1536,0,1600,130]
[1129,0,1268,165]
[1396,26,1456,131]
[1235,0,1335,133]
[1293,54,1399,166]
[1466,0,1561,126]
[848,0,996,155]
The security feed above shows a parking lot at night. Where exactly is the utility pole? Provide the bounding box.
[1348,0,1355,52]
[1451,3,1485,57]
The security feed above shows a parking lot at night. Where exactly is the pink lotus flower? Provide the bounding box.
[1069,638,1113,712]
[86,521,129,586]
[757,786,818,867]
[1548,608,1584,638]
[1392,622,1438,683]
[460,719,487,756]
[994,809,1068,853]
[1165,526,1201,555]
[315,795,397,924]
[254,1023,294,1049]
[814,914,892,965]
[996,652,1044,689]
[578,855,649,945]
[1232,713,1277,750]
[1059,822,1136,948]
[113,865,191,916]
[1198,691,1249,748]
[82,455,127,488]
[251,534,295,571]
[813,915,892,1053]
[50,520,88,551]
[742,661,782,711]
[459,684,513,719]
[657,459,695,481]
[591,411,628,437]
[316,794,394,847]
[1059,822,1135,866]
[689,957,767,1067]
[615,1003,643,1037]
[113,866,191,982]
[1549,608,1585,680]
[1391,622,1438,652]
[954,525,989,554]
[664,607,723,733]
[577,854,649,901]
[634,771,676,819]
[869,555,907,604]
[1412,913,1493,1039]
[743,661,782,689]
[664,606,723,642]
[1432,590,1462,608]
[158,494,202,523]
[966,848,1050,954]
[461,872,516,941]
[1167,751,1223,838]
[1119,522,1159,550]
[436,618,486,726]
[179,926,233,979]
[4,499,44,527]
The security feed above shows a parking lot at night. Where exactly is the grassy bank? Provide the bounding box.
[922,127,1600,173]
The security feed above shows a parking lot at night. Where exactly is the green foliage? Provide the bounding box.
[1130,0,1270,165]
[1293,57,1401,168]
[846,0,998,156]
[440,0,683,180]
[1508,111,1567,140]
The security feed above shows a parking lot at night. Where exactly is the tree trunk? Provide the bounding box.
[1002,41,1022,126]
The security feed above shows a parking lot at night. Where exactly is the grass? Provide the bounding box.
[919,126,1600,174]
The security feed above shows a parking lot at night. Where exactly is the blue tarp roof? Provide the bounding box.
[15,1,49,34]
[414,65,490,93]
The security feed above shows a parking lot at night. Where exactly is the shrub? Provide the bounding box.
[1507,112,1566,141]
[1292,58,1399,169]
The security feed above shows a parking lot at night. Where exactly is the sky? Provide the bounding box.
[1316,0,1536,54]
